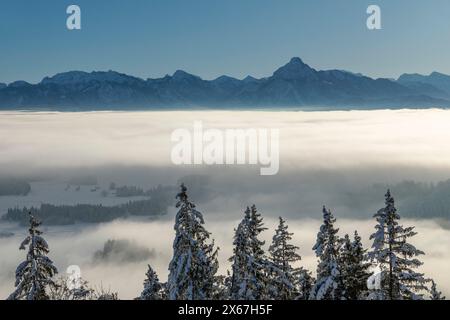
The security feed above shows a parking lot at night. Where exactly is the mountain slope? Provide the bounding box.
[398,72,450,98]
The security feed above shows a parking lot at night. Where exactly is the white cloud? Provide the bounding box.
[2,109,450,173]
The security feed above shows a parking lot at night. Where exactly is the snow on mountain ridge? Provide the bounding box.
[1,57,450,109]
[41,70,144,85]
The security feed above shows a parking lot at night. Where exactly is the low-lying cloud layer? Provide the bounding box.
[1,109,450,174]
[1,109,450,299]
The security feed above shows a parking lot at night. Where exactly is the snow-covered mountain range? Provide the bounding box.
[1,57,450,109]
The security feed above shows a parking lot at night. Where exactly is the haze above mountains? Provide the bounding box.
[1,57,450,110]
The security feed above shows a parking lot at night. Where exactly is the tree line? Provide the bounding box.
[6,185,446,300]
[3,185,174,225]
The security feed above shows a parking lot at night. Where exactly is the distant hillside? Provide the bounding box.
[343,180,450,220]
[398,72,450,99]
[2,185,176,225]
[0,178,31,196]
[1,57,449,110]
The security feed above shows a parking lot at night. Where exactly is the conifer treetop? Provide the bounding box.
[168,184,218,300]
[368,190,429,300]
[8,212,58,300]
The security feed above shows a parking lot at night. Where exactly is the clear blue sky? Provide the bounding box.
[0,0,449,84]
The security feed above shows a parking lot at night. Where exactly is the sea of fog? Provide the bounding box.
[1,109,450,172]
[1,109,450,299]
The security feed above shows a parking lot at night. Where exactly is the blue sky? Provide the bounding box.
[0,0,449,83]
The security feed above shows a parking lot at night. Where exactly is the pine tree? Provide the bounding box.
[229,205,268,300]
[368,190,428,300]
[309,206,345,300]
[429,280,445,300]
[140,265,163,300]
[167,184,219,300]
[339,231,371,299]
[268,217,301,300]
[8,212,58,300]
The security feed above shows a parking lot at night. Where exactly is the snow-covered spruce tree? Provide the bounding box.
[167,184,219,300]
[429,280,445,300]
[309,206,345,300]
[339,231,371,299]
[229,207,252,299]
[8,212,58,300]
[229,205,269,300]
[140,265,163,300]
[211,274,229,300]
[268,217,301,300]
[245,205,269,299]
[295,267,315,300]
[367,190,428,300]
[221,271,233,299]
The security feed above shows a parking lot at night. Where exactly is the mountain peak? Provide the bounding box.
[172,70,201,81]
[272,57,316,80]
[213,75,239,82]
[9,80,32,88]
[243,75,258,82]
[289,57,305,64]
[430,71,450,79]
[398,72,450,84]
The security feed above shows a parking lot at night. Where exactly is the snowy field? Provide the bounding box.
[1,109,450,299]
